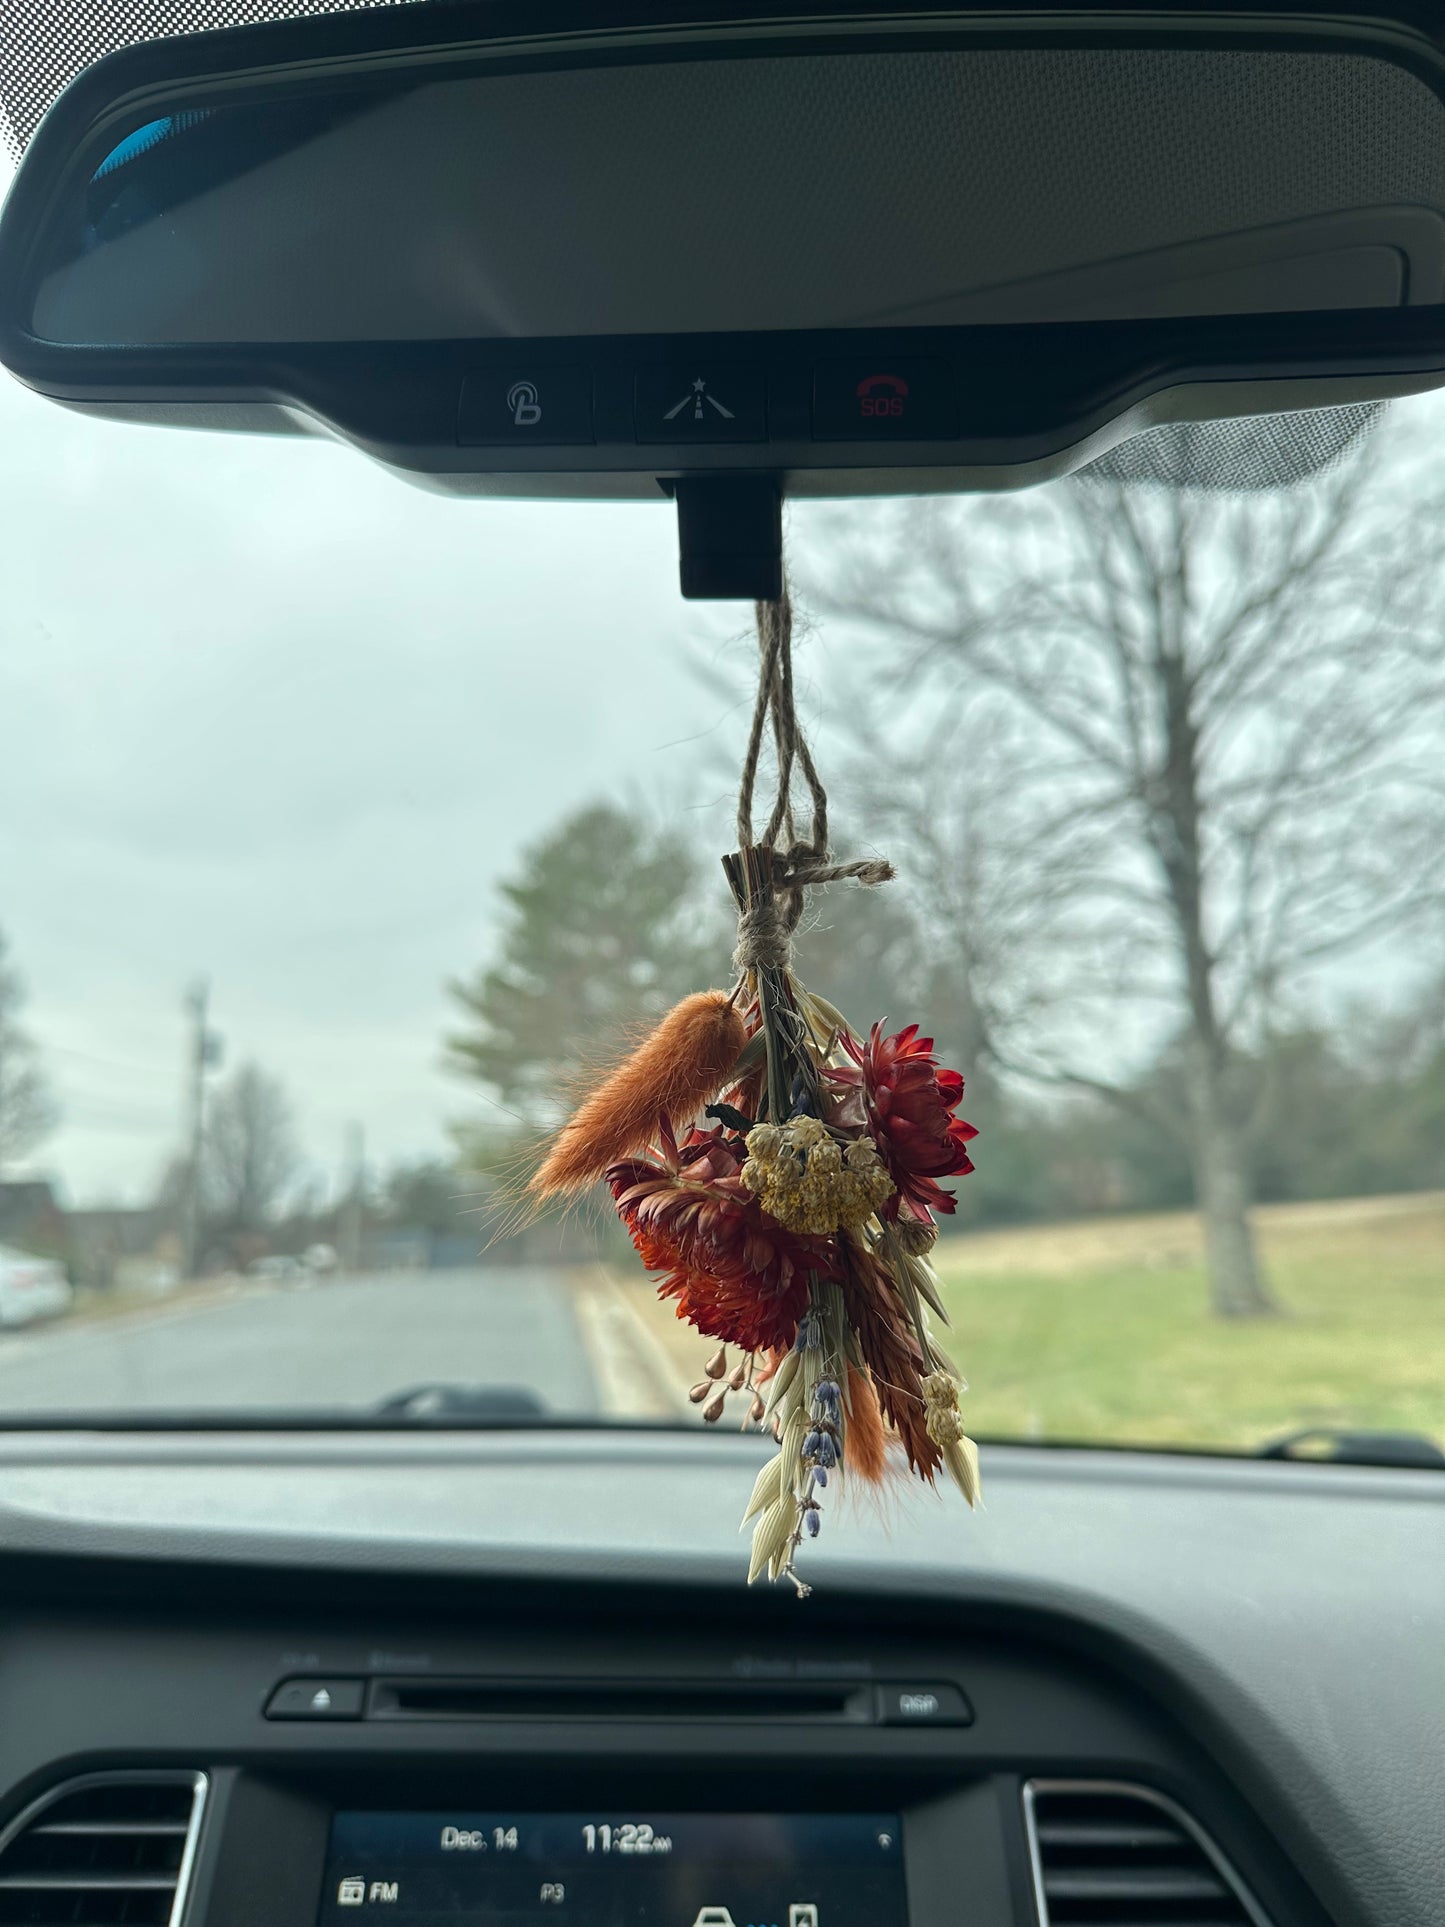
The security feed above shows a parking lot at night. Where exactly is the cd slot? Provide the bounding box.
[367,1678,876,1723]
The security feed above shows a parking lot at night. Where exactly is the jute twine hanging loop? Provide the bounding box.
[729,590,893,978]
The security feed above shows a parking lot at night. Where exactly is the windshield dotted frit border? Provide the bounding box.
[0,0,417,162]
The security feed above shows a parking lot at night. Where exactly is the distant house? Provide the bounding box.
[0,1180,68,1259]
[66,1205,172,1291]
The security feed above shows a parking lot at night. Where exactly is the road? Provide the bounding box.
[0,1268,619,1419]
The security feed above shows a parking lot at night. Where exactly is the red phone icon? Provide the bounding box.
[856,373,910,418]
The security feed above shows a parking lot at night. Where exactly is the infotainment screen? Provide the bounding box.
[318,1812,907,1927]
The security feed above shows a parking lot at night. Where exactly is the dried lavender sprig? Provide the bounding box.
[774,1285,849,1596]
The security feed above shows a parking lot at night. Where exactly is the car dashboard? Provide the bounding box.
[0,1430,1437,1927]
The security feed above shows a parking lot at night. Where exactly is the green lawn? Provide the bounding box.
[930,1192,1445,1449]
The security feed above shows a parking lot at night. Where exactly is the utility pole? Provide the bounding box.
[339,1121,365,1274]
[179,979,220,1281]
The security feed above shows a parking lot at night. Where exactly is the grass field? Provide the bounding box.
[929,1191,1445,1448]
[616,1190,1445,1451]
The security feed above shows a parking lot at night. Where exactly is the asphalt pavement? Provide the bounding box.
[0,1268,603,1420]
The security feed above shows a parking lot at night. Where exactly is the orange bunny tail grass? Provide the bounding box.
[481,1125,612,1249]
[843,1360,889,1484]
[530,989,749,1200]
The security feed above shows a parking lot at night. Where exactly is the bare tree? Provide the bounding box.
[203,1061,300,1236]
[0,930,58,1176]
[807,427,1445,1316]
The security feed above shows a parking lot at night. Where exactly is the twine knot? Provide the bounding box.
[730,841,896,977]
[733,891,793,974]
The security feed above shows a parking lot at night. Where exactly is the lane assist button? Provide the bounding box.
[458,368,594,445]
[635,366,766,443]
[812,360,957,440]
[266,1677,366,1719]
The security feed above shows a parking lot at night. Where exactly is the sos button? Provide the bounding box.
[812,359,957,440]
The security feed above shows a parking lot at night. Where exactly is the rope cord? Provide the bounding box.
[731,586,892,975]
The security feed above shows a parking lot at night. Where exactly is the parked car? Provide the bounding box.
[246,1254,306,1282]
[0,1245,74,1329]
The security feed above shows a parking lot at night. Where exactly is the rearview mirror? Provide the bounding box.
[4,0,1445,594]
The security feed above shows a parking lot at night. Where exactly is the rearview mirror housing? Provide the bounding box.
[4,0,1445,593]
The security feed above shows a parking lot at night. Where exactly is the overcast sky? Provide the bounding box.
[0,291,791,1203]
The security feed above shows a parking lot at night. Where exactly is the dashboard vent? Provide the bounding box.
[0,1772,207,1927]
[1024,1781,1268,1927]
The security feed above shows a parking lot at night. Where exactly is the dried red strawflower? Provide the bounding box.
[606,1119,834,1355]
[831,1022,978,1219]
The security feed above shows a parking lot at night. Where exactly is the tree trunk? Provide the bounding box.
[1137,531,1278,1321]
[1189,1083,1277,1318]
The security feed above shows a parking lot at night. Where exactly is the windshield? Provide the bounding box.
[0,150,1441,1453]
